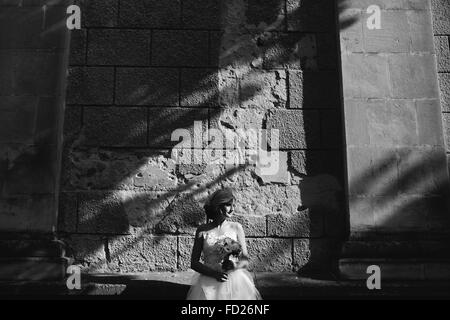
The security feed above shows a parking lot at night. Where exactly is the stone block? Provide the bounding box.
[240,70,287,109]
[397,147,449,195]
[367,99,418,147]
[76,0,118,27]
[267,109,320,149]
[434,36,450,72]
[431,0,450,34]
[155,195,204,235]
[152,30,209,67]
[87,29,151,66]
[388,54,439,99]
[178,236,194,271]
[247,238,292,272]
[67,67,114,105]
[233,185,302,216]
[35,97,60,145]
[363,11,410,53]
[262,33,317,70]
[119,0,181,28]
[77,192,130,234]
[316,33,338,70]
[439,73,450,111]
[115,67,179,106]
[69,30,86,65]
[342,54,390,98]
[343,99,371,147]
[0,195,55,232]
[182,0,221,29]
[246,0,285,30]
[267,209,321,237]
[180,69,219,107]
[348,196,376,232]
[408,10,435,53]
[290,150,344,177]
[108,235,177,272]
[83,107,147,147]
[416,99,445,146]
[58,192,77,233]
[64,235,107,272]
[0,52,14,95]
[344,0,430,10]
[230,214,266,237]
[444,113,450,151]
[148,107,208,148]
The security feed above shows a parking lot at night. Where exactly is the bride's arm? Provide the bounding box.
[235,223,250,269]
[190,228,228,282]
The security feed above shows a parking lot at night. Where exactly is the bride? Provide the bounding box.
[186,188,262,300]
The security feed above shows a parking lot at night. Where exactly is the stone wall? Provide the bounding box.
[60,0,346,273]
[432,0,450,166]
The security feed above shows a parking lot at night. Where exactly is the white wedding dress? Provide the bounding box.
[186,231,262,300]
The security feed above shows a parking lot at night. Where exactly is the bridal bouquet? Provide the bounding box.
[216,237,242,271]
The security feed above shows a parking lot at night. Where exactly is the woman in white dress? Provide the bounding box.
[186,188,262,300]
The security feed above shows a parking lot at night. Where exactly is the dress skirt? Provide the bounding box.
[186,269,262,300]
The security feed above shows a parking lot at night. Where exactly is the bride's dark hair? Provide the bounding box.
[204,188,235,221]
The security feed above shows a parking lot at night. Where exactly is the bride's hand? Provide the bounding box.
[215,271,229,282]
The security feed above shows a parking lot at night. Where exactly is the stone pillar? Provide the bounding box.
[337,0,450,280]
[0,1,71,280]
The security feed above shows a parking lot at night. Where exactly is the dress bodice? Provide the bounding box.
[202,230,238,272]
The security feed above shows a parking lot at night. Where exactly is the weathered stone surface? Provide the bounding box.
[439,73,450,111]
[267,109,320,149]
[246,0,285,30]
[262,33,317,70]
[339,8,363,53]
[87,29,151,66]
[247,238,292,272]
[230,214,266,237]
[435,36,450,72]
[233,185,302,216]
[108,235,177,272]
[178,236,194,271]
[83,107,147,147]
[67,67,114,105]
[344,0,430,10]
[76,0,118,27]
[155,195,205,235]
[444,113,450,152]
[431,0,450,34]
[267,210,319,237]
[69,30,86,65]
[240,70,287,109]
[58,193,77,233]
[148,108,208,148]
[290,150,344,177]
[180,69,219,107]
[0,97,37,144]
[115,68,179,106]
[388,54,440,99]
[77,192,130,234]
[152,30,209,67]
[64,235,107,272]
[256,151,290,185]
[119,0,180,28]
[182,0,221,29]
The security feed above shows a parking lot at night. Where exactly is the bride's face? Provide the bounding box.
[219,200,234,219]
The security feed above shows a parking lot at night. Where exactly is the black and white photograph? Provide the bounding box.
[0,0,449,308]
